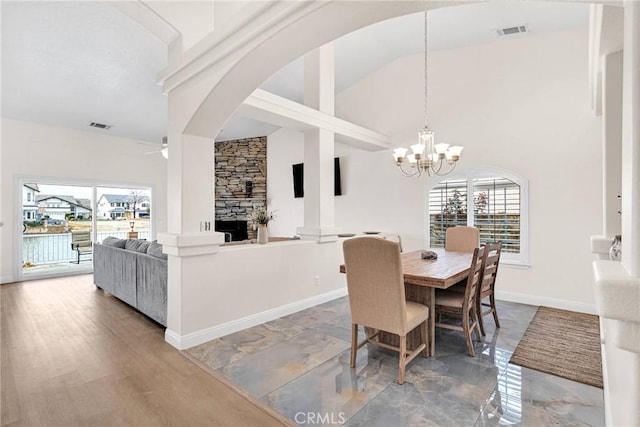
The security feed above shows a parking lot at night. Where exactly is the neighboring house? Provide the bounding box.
[75,198,92,216]
[97,194,150,219]
[35,195,92,221]
[22,183,40,220]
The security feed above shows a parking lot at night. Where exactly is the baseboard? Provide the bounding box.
[164,328,183,350]
[496,290,597,315]
[1,275,16,284]
[164,287,348,350]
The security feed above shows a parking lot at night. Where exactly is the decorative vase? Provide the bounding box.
[609,235,622,261]
[257,225,268,244]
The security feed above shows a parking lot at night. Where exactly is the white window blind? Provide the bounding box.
[428,180,468,248]
[427,169,528,265]
[472,177,520,253]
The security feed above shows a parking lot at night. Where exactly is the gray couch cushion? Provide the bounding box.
[146,241,167,259]
[125,239,151,253]
[93,243,137,307]
[102,236,126,248]
[136,253,168,325]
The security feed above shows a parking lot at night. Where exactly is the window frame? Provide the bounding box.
[15,176,155,281]
[426,166,530,267]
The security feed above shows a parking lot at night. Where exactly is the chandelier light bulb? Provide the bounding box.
[393,147,408,162]
[410,143,425,156]
[449,146,464,161]
[434,143,450,155]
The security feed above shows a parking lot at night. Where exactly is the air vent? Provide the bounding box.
[496,25,528,37]
[89,122,111,130]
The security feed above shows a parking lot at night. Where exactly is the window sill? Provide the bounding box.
[501,260,531,269]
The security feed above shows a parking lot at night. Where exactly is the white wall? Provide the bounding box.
[0,118,167,283]
[267,28,603,312]
[165,239,347,349]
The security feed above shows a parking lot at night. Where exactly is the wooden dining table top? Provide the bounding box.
[339,248,473,289]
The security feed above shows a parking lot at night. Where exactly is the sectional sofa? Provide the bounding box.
[93,237,167,326]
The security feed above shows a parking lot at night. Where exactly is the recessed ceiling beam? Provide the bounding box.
[238,89,392,151]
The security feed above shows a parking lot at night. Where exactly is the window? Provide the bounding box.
[19,179,153,281]
[427,168,529,265]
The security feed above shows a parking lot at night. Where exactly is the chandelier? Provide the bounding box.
[393,11,463,177]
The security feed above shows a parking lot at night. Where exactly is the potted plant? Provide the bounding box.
[250,206,276,244]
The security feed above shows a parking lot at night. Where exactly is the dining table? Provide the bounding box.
[339,248,473,356]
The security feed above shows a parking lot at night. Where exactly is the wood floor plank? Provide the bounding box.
[1,275,293,426]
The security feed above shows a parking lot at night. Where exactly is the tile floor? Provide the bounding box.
[186,298,604,426]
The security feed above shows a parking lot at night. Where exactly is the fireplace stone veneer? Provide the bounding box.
[215,136,266,240]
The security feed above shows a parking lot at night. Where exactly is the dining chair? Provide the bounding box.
[444,226,480,252]
[434,245,485,357]
[342,237,429,384]
[476,241,503,336]
[382,233,403,252]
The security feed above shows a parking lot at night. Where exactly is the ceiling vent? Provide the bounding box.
[89,121,111,130]
[496,25,528,37]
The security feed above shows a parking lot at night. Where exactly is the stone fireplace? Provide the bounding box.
[214,136,266,240]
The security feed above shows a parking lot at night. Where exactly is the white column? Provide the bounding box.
[303,43,335,116]
[621,0,640,276]
[159,128,225,343]
[297,43,340,242]
[166,133,215,234]
[602,51,623,237]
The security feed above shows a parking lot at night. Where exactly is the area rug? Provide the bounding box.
[509,306,603,388]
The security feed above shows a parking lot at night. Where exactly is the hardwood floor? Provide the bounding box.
[1,274,292,426]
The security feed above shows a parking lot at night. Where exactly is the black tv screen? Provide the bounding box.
[293,157,342,198]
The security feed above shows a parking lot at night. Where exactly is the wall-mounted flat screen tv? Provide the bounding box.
[293,157,342,198]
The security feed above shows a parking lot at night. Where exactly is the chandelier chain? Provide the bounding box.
[424,10,428,129]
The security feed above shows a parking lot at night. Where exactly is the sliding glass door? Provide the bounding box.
[21,183,94,277]
[19,180,152,280]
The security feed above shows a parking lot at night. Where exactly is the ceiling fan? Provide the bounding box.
[144,136,168,159]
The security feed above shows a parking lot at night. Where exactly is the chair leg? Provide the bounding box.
[462,312,475,357]
[398,335,407,384]
[473,310,482,343]
[421,321,429,357]
[477,296,486,336]
[490,294,500,328]
[350,324,358,368]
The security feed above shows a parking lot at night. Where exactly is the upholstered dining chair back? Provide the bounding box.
[342,237,429,384]
[343,237,407,335]
[445,226,480,252]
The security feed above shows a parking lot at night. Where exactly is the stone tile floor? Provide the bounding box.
[186,298,604,426]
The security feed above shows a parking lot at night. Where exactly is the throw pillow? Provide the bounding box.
[125,239,151,253]
[146,241,167,259]
[102,236,126,248]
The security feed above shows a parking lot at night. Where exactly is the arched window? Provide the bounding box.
[427,167,529,266]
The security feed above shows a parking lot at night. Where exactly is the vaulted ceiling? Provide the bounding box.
[1,1,589,145]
